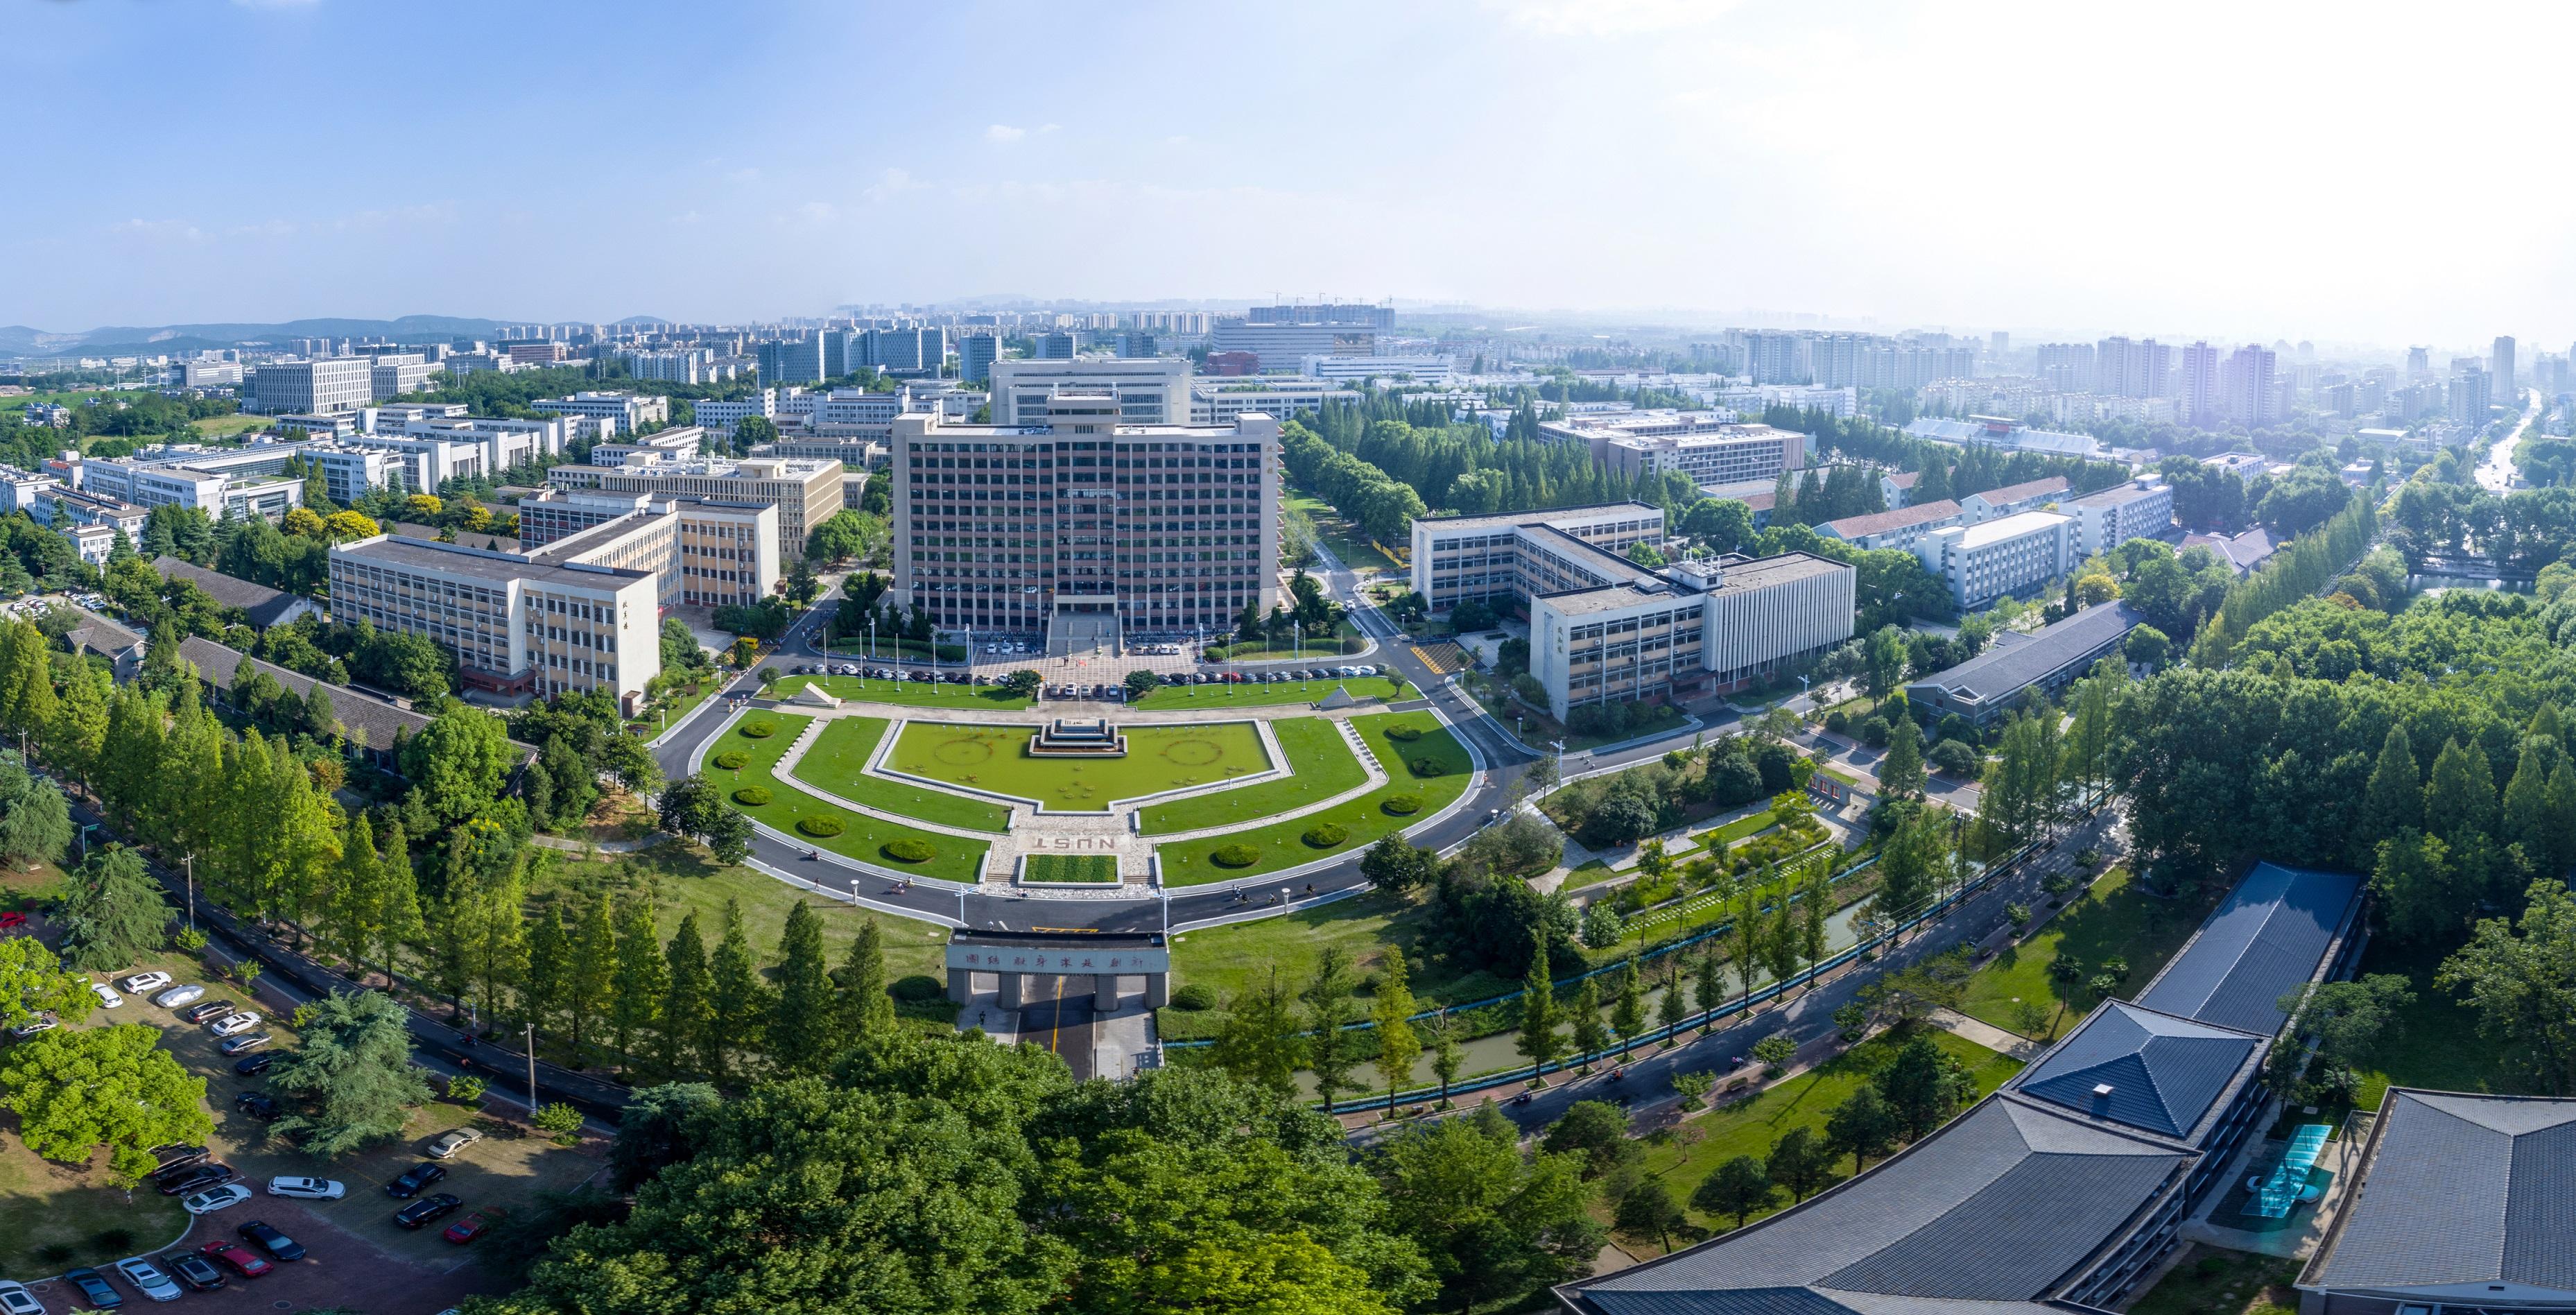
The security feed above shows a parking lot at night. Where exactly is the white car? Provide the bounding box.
[0,1279,42,1315]
[266,1175,346,1201]
[89,982,122,1008]
[8,1012,56,1038]
[152,983,205,1008]
[114,1258,181,1303]
[120,971,173,994]
[209,1011,261,1037]
[180,1183,252,1215]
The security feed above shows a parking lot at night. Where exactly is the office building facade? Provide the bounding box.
[545,454,840,563]
[960,334,1000,385]
[989,357,1191,426]
[1916,510,2075,608]
[534,391,668,433]
[2066,478,2175,554]
[247,357,374,415]
[757,337,825,384]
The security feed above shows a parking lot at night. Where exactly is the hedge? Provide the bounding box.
[889,974,942,1003]
[1168,983,1218,1011]
[713,750,749,770]
[1302,823,1349,848]
[739,721,779,739]
[732,787,773,806]
[1408,757,1448,778]
[882,837,937,862]
[1210,843,1261,868]
[1385,724,1424,742]
[1382,795,1422,815]
[797,816,845,838]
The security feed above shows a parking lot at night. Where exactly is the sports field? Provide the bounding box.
[886,719,1270,809]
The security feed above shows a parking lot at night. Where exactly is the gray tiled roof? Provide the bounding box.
[1818,500,1962,541]
[1903,604,2140,710]
[2308,1091,2576,1294]
[177,635,436,754]
[1564,1099,2188,1312]
[2134,861,2361,1035]
[153,556,307,629]
[2011,1001,2260,1137]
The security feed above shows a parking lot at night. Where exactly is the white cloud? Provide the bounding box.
[1483,0,1738,37]
[985,124,1026,144]
[109,218,206,242]
[728,166,762,182]
[862,168,930,203]
[670,210,704,227]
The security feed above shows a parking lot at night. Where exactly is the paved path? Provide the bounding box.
[1929,1006,2043,1060]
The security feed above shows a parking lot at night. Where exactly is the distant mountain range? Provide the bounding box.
[0,314,670,359]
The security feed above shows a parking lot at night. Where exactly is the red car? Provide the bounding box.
[199,1240,273,1278]
[442,1211,491,1244]
[0,911,25,931]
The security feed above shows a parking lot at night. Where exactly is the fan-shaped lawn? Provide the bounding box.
[790,716,1012,833]
[768,674,1035,710]
[700,712,988,882]
[1136,719,1367,834]
[888,720,1268,809]
[1152,710,1471,886]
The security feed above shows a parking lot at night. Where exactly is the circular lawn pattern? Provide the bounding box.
[1160,737,1225,767]
[933,735,998,766]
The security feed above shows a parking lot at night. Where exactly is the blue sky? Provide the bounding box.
[8,0,2574,351]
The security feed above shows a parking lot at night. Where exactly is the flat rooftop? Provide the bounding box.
[334,535,650,591]
[1953,510,2071,549]
[1415,501,1663,533]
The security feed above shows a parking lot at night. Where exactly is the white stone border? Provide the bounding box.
[863,716,1289,816]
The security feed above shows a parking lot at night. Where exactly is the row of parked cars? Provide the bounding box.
[793,663,978,685]
[0,1147,329,1309]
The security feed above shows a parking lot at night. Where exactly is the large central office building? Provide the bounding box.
[889,393,1281,644]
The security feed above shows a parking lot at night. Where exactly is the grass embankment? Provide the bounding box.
[1955,865,2213,1042]
[1163,889,1524,1042]
[1138,719,1368,834]
[889,720,1269,809]
[703,713,989,882]
[2126,1246,2301,1315]
[1154,710,1471,886]
[767,673,1034,710]
[791,716,1011,832]
[1130,676,1401,710]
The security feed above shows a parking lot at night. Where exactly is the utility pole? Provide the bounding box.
[525,1022,540,1115]
[183,854,195,932]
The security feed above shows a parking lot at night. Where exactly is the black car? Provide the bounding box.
[148,1142,201,1162]
[63,1267,121,1309]
[156,1162,238,1196]
[149,1146,210,1178]
[387,1161,447,1198]
[182,1000,235,1024]
[164,1253,226,1291]
[392,1192,463,1229]
[234,1091,279,1120]
[234,1052,277,1076]
[239,1219,306,1262]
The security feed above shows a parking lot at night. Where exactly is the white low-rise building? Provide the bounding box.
[2065,478,2175,554]
[1916,510,2075,608]
[1299,354,1455,384]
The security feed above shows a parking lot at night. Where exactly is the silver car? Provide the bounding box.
[114,1258,182,1303]
[153,983,205,1008]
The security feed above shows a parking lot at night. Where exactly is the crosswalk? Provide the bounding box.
[1410,642,1469,674]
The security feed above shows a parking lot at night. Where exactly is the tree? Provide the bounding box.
[2371,828,2461,945]
[605,1081,720,1192]
[2423,737,2498,843]
[1515,941,1562,1078]
[1749,1032,1797,1072]
[705,897,770,1082]
[52,846,171,971]
[2123,624,2171,671]
[566,891,616,1062]
[1568,977,1610,1065]
[1358,834,1437,894]
[1874,1034,1966,1141]
[521,906,568,1040]
[1874,807,1942,928]
[1211,969,1304,1097]
[1138,1236,1399,1315]
[1878,713,1924,798]
[607,898,666,1075]
[268,990,435,1157]
[659,911,715,1076]
[1655,960,1688,1039]
[2437,880,2576,1095]
[1691,1155,1776,1230]
[1616,1178,1686,1248]
[1303,946,1363,1109]
[2267,975,2415,1101]
[833,917,899,1046]
[0,1024,211,1187]
[401,705,515,827]
[1825,1085,1898,1174]
[1609,956,1644,1056]
[1765,1126,1829,1202]
[374,818,424,982]
[657,772,753,865]
[1539,1101,1634,1180]
[1370,950,1421,1112]
[1862,626,1906,699]
[768,901,836,1073]
[1370,1108,1602,1311]
[0,755,71,867]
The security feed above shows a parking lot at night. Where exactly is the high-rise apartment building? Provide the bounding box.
[2450,368,2493,422]
[2406,345,2432,381]
[2220,344,2279,425]
[889,393,1282,642]
[2179,342,2222,428]
[247,358,374,415]
[1032,332,1080,360]
[960,334,1000,385]
[2094,336,2173,398]
[2034,342,2096,395]
[2493,335,2517,401]
[757,337,824,384]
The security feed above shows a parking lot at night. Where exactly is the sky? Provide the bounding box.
[9,0,2576,354]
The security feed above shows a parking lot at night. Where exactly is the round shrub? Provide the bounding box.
[1302,823,1349,848]
[1340,635,1367,654]
[1824,709,1851,736]
[732,786,773,806]
[796,816,846,838]
[1382,794,1422,816]
[1385,724,1424,742]
[1210,843,1261,868]
[1857,716,1891,747]
[881,836,935,861]
[739,720,779,739]
[1408,757,1447,778]
[1169,982,1218,1011]
[713,750,748,770]
[889,974,942,1004]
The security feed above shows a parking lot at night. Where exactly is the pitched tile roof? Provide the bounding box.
[2134,861,2362,1035]
[2011,1001,2260,1137]
[1818,499,1962,541]
[2306,1091,2576,1295]
[1964,476,2069,506]
[153,556,308,629]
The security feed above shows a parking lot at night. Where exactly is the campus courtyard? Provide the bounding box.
[887,719,1272,809]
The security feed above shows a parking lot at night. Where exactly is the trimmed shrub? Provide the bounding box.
[1302,823,1349,848]
[732,787,772,806]
[1210,843,1261,868]
[796,816,846,838]
[881,836,935,861]
[1169,982,1218,1011]
[1382,794,1422,815]
[1385,723,1424,742]
[1857,716,1890,747]
[739,720,779,739]
[1823,709,1851,736]
[889,974,942,1003]
[1408,757,1447,778]
[713,750,749,770]
[1340,635,1367,654]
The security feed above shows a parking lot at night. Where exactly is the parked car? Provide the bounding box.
[150,984,204,1009]
[266,1176,344,1201]
[180,1183,252,1214]
[9,1011,57,1038]
[119,972,171,994]
[393,1192,464,1230]
[426,1127,484,1159]
[237,1220,305,1262]
[110,1260,178,1304]
[387,1161,447,1198]
[0,1280,40,1315]
[162,1254,224,1292]
[62,1268,119,1309]
[232,1053,276,1076]
[182,1000,234,1024]
[162,1164,239,1197]
[0,911,24,934]
[218,1032,270,1056]
[233,1092,279,1120]
[150,1146,207,1174]
[209,1012,261,1037]
[442,1211,492,1244]
[196,1241,270,1279]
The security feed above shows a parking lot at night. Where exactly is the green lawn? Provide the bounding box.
[1702,807,1784,847]
[792,716,1012,832]
[189,413,268,438]
[2125,1246,2301,1315]
[1025,854,1119,884]
[0,1099,189,1278]
[1633,1030,2023,1241]
[1154,710,1472,886]
[634,671,725,736]
[1209,627,1367,662]
[1164,886,1522,1038]
[888,719,1270,809]
[1957,866,2213,1042]
[2347,935,2538,1111]
[1138,718,1369,834]
[1560,859,1618,891]
[1132,676,1402,710]
[703,712,990,882]
[1289,491,1404,572]
[768,673,1034,710]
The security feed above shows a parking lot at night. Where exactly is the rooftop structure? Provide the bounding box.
[1904,601,2141,725]
[152,557,317,630]
[1816,499,1965,551]
[545,454,838,563]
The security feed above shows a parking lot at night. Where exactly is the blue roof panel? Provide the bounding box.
[2134,862,2360,1035]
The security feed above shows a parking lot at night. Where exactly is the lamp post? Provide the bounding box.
[182,853,195,933]
[524,1022,540,1115]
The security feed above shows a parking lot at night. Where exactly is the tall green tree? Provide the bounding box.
[705,897,769,1082]
[1211,968,1304,1097]
[268,990,435,1157]
[1765,1126,1829,1201]
[1369,1107,1602,1312]
[1303,945,1363,1109]
[1825,1085,1897,1174]
[1370,951,1422,1111]
[768,901,836,1073]
[374,817,423,981]
[2437,879,2576,1095]
[1878,713,1924,798]
[0,1023,210,1187]
[1691,1155,1775,1230]
[833,917,898,1045]
[0,753,72,868]
[2502,742,2559,873]
[659,911,714,1076]
[2362,723,2423,845]
[1567,976,1609,1065]
[52,847,170,972]
[567,891,617,1061]
[1609,956,1644,1058]
[1514,941,1562,1079]
[521,905,568,1040]
[2423,737,2498,843]
[607,898,667,1076]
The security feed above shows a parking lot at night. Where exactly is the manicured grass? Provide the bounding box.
[1154,710,1471,886]
[633,672,725,736]
[1137,718,1369,834]
[2125,1245,2301,1315]
[1632,1030,2023,1242]
[0,1090,190,1278]
[1560,859,1619,891]
[768,673,1034,710]
[702,712,989,882]
[1025,854,1119,884]
[1165,886,1521,1031]
[1289,491,1404,572]
[1209,627,1365,662]
[1702,807,1784,848]
[538,841,951,986]
[1956,866,2213,1042]
[2348,935,2538,1111]
[189,414,268,438]
[888,719,1270,809]
[792,716,1012,833]
[1131,676,1402,709]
